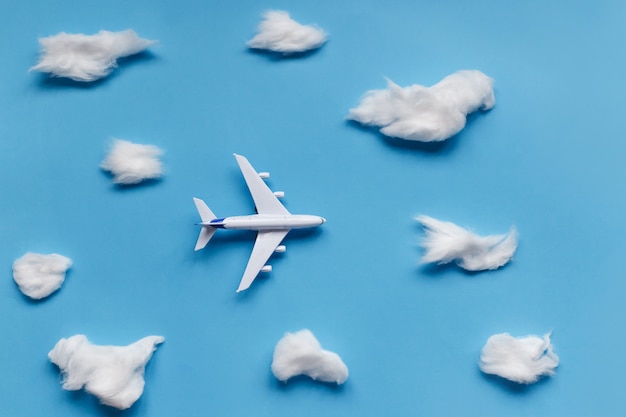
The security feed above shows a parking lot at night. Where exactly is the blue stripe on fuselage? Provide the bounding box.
[210,218,226,228]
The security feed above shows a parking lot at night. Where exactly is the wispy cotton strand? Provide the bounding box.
[101,139,164,185]
[49,335,164,409]
[348,70,495,142]
[247,10,327,54]
[480,333,559,384]
[272,329,348,384]
[416,215,517,271]
[12,252,72,299]
[31,29,156,82]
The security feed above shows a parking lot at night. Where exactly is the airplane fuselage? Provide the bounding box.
[202,214,325,231]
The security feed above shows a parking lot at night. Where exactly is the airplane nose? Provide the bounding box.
[320,217,326,224]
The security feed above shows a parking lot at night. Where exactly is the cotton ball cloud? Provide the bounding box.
[271,329,348,384]
[12,252,72,299]
[30,29,156,82]
[480,333,559,384]
[348,70,495,142]
[49,335,164,410]
[416,215,517,271]
[101,139,164,185]
[247,10,327,54]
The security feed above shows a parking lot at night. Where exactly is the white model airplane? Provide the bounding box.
[193,154,325,292]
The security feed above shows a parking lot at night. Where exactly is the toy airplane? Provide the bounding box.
[193,154,325,292]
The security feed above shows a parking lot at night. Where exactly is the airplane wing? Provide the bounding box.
[237,230,289,292]
[234,154,290,215]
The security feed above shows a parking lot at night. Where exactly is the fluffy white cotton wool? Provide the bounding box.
[12,252,72,299]
[348,70,495,142]
[30,29,156,82]
[49,335,164,410]
[101,139,164,185]
[271,329,348,384]
[479,333,559,384]
[247,10,327,53]
[416,215,517,271]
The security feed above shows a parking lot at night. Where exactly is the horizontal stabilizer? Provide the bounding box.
[195,227,217,251]
[193,197,216,223]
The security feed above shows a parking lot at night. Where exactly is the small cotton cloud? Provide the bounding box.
[348,70,495,142]
[480,333,559,384]
[101,139,164,185]
[30,29,156,82]
[12,252,72,299]
[49,335,164,410]
[271,329,348,384]
[247,10,327,54]
[416,215,517,271]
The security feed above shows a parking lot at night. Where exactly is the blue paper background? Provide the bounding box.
[1,0,624,415]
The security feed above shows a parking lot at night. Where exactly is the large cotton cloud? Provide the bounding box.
[479,333,559,384]
[30,29,156,82]
[348,70,495,142]
[247,10,327,54]
[12,252,72,299]
[416,215,517,271]
[49,335,164,409]
[271,329,348,384]
[100,139,164,185]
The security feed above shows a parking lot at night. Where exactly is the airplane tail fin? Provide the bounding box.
[193,197,217,251]
[195,227,217,251]
[193,197,216,222]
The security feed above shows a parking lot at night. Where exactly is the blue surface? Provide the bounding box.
[1,0,625,415]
